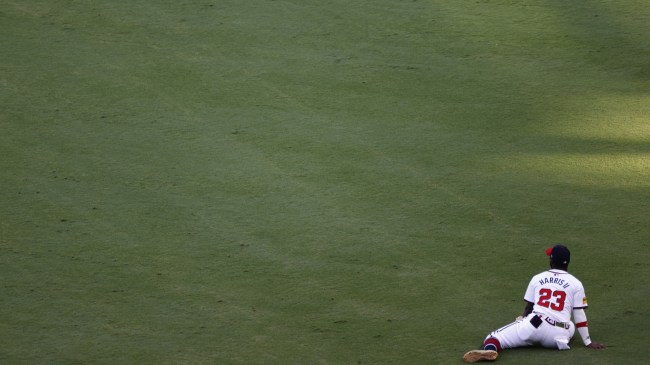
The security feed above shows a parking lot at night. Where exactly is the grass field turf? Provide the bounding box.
[1,0,649,364]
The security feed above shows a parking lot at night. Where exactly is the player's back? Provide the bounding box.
[524,269,587,323]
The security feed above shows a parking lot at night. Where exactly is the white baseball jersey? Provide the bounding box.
[524,269,588,323]
[485,269,586,350]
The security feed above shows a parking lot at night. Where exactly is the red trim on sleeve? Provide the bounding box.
[576,321,588,328]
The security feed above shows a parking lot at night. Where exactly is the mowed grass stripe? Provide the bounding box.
[2,0,649,364]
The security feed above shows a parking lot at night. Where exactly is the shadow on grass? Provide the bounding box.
[546,1,650,86]
[515,136,650,154]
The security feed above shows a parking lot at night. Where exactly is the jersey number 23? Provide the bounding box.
[537,289,566,311]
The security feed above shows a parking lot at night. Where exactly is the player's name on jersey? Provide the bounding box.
[539,276,570,289]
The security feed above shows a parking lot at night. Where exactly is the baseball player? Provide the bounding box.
[463,244,606,362]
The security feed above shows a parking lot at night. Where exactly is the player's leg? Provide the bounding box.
[463,317,532,362]
[485,316,536,350]
[536,322,576,349]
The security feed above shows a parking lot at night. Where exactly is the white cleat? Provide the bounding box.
[463,349,498,362]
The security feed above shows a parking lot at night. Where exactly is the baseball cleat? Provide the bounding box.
[463,349,498,362]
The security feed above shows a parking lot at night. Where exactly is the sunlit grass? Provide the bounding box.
[2,1,648,364]
[547,95,650,141]
[503,92,650,188]
[504,153,649,188]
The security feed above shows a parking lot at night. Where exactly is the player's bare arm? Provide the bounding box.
[522,301,534,317]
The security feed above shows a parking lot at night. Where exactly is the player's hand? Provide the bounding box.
[586,342,606,349]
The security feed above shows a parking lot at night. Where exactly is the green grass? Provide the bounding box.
[1,0,649,364]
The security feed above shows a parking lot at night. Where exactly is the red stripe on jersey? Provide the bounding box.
[576,321,588,328]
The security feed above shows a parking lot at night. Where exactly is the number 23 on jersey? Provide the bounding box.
[537,289,566,311]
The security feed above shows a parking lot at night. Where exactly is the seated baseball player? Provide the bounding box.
[463,244,606,362]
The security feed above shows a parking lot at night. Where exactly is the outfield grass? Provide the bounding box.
[1,1,649,364]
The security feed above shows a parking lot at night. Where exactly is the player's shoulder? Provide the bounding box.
[565,272,585,287]
[527,271,550,285]
[529,271,547,280]
[530,270,563,278]
[529,270,584,284]
[551,270,586,288]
